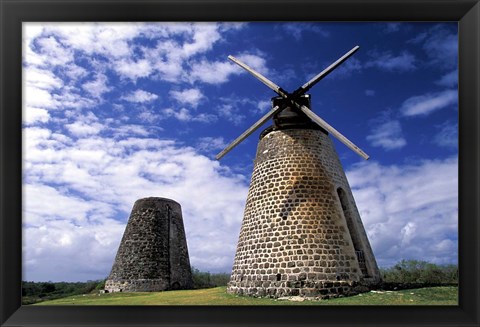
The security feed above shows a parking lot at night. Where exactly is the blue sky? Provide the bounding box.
[22,22,458,282]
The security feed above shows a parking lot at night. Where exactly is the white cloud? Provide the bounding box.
[365,89,376,96]
[346,157,458,267]
[366,51,416,72]
[162,108,192,122]
[111,124,151,138]
[366,120,406,150]
[24,216,126,282]
[169,88,205,107]
[189,60,240,84]
[162,108,217,123]
[235,53,270,76]
[401,89,457,117]
[25,85,60,109]
[400,222,416,246]
[181,23,221,57]
[64,112,104,138]
[196,137,227,153]
[34,35,74,67]
[23,107,50,124]
[193,113,219,124]
[24,67,63,90]
[66,121,103,138]
[420,25,458,70]
[23,127,66,166]
[23,183,107,226]
[217,104,246,126]
[23,23,44,48]
[257,100,271,112]
[53,89,97,110]
[121,89,159,103]
[281,23,330,40]
[433,122,457,148]
[189,51,270,85]
[82,74,112,99]
[325,49,416,78]
[436,69,458,87]
[137,110,161,123]
[115,59,152,81]
[63,63,89,81]
[383,23,401,33]
[151,58,185,82]
[43,23,140,59]
[330,57,362,78]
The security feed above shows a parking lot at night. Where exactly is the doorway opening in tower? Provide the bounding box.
[336,187,370,278]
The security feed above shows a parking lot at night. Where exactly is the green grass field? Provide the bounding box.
[34,286,457,306]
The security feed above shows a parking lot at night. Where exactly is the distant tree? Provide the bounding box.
[95,279,106,290]
[380,259,458,284]
[82,280,99,294]
[39,282,56,297]
[22,279,107,304]
[191,267,230,289]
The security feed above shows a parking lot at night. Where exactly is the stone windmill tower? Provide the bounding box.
[216,46,381,298]
[105,197,193,292]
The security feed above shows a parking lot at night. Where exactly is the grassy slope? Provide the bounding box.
[34,286,458,306]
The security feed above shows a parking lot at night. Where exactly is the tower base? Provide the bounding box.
[105,279,170,293]
[227,280,373,299]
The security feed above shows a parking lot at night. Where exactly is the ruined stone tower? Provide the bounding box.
[105,197,193,292]
[226,125,381,298]
[216,47,381,298]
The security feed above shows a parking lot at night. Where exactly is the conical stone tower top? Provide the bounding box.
[105,197,193,292]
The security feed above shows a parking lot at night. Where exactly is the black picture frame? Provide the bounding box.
[1,0,479,326]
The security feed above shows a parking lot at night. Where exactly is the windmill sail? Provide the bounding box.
[219,47,369,160]
[227,55,289,98]
[215,105,283,160]
[294,45,360,95]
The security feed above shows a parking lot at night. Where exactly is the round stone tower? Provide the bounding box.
[227,122,381,298]
[105,197,193,292]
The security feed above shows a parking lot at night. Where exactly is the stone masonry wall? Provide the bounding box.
[105,197,193,292]
[227,128,381,298]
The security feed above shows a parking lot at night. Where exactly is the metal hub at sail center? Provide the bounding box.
[260,95,328,139]
[271,95,327,131]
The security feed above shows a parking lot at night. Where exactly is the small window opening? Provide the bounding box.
[355,250,368,276]
[276,274,282,281]
[337,187,370,277]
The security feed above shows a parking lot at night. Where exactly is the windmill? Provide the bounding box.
[218,46,381,298]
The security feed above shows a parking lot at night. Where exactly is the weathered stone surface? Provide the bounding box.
[227,128,381,298]
[105,197,193,292]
